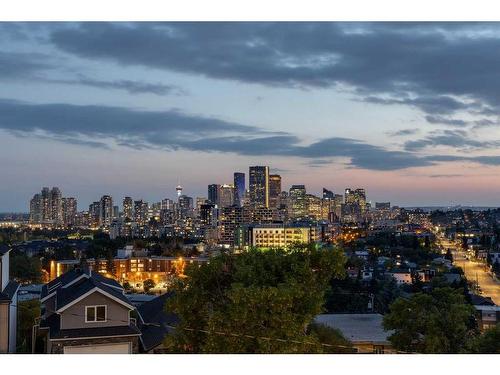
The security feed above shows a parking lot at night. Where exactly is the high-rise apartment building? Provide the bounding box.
[98,195,113,227]
[62,197,77,226]
[134,200,148,225]
[123,197,133,220]
[249,166,269,208]
[50,187,63,225]
[233,172,245,207]
[269,174,281,209]
[29,187,64,225]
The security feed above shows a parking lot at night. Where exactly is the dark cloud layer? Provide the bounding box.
[46,22,500,120]
[0,99,435,171]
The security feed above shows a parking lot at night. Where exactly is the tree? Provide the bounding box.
[164,246,346,353]
[9,251,42,283]
[307,322,354,353]
[17,299,41,353]
[383,287,476,353]
[468,324,500,353]
[143,278,156,293]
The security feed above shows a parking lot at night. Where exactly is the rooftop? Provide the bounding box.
[314,314,393,344]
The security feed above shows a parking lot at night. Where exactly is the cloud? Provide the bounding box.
[424,115,469,127]
[404,129,499,151]
[428,174,464,178]
[54,75,186,96]
[45,22,500,120]
[0,51,52,79]
[387,128,419,137]
[0,98,435,171]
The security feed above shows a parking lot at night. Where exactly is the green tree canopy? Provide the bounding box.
[468,324,500,353]
[164,246,346,353]
[383,287,476,353]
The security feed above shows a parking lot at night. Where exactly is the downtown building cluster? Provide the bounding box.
[28,166,396,249]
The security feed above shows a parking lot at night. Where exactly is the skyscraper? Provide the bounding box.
[29,187,64,225]
[50,187,63,225]
[288,185,307,219]
[99,195,113,227]
[134,200,148,225]
[249,166,269,208]
[208,184,221,206]
[123,197,133,220]
[269,174,281,209]
[219,184,235,208]
[62,197,77,227]
[233,172,245,207]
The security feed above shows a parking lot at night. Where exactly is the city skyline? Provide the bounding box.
[4,23,500,210]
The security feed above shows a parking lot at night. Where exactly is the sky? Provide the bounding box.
[2,22,500,211]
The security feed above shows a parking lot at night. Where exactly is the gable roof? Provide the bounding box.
[41,267,134,311]
[0,281,19,303]
[0,245,10,256]
[137,293,178,352]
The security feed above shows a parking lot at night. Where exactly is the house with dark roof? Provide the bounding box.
[36,267,141,353]
[0,245,20,353]
[136,292,178,353]
[314,314,396,354]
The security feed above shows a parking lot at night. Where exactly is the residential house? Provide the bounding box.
[474,305,500,331]
[36,268,141,353]
[387,269,412,285]
[314,314,395,353]
[0,245,19,353]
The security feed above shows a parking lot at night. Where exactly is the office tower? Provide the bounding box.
[269,174,281,209]
[62,197,77,226]
[322,188,334,200]
[178,195,194,215]
[249,166,269,208]
[123,197,133,220]
[161,198,174,210]
[50,187,63,225]
[195,197,208,213]
[134,200,148,225]
[333,194,343,221]
[89,201,101,227]
[200,203,216,226]
[208,184,221,206]
[345,188,355,205]
[233,172,245,207]
[219,184,235,208]
[112,205,119,219]
[99,195,113,227]
[288,185,307,219]
[307,194,322,220]
[354,188,367,214]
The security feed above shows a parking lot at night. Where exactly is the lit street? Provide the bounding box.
[439,237,500,305]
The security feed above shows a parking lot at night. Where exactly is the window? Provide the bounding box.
[85,305,107,322]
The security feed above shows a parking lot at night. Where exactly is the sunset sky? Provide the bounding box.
[2,22,500,210]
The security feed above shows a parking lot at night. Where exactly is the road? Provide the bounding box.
[439,237,500,305]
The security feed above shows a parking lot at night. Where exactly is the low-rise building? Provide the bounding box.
[37,268,141,353]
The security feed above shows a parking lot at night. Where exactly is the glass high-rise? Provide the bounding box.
[249,166,269,208]
[233,172,245,207]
